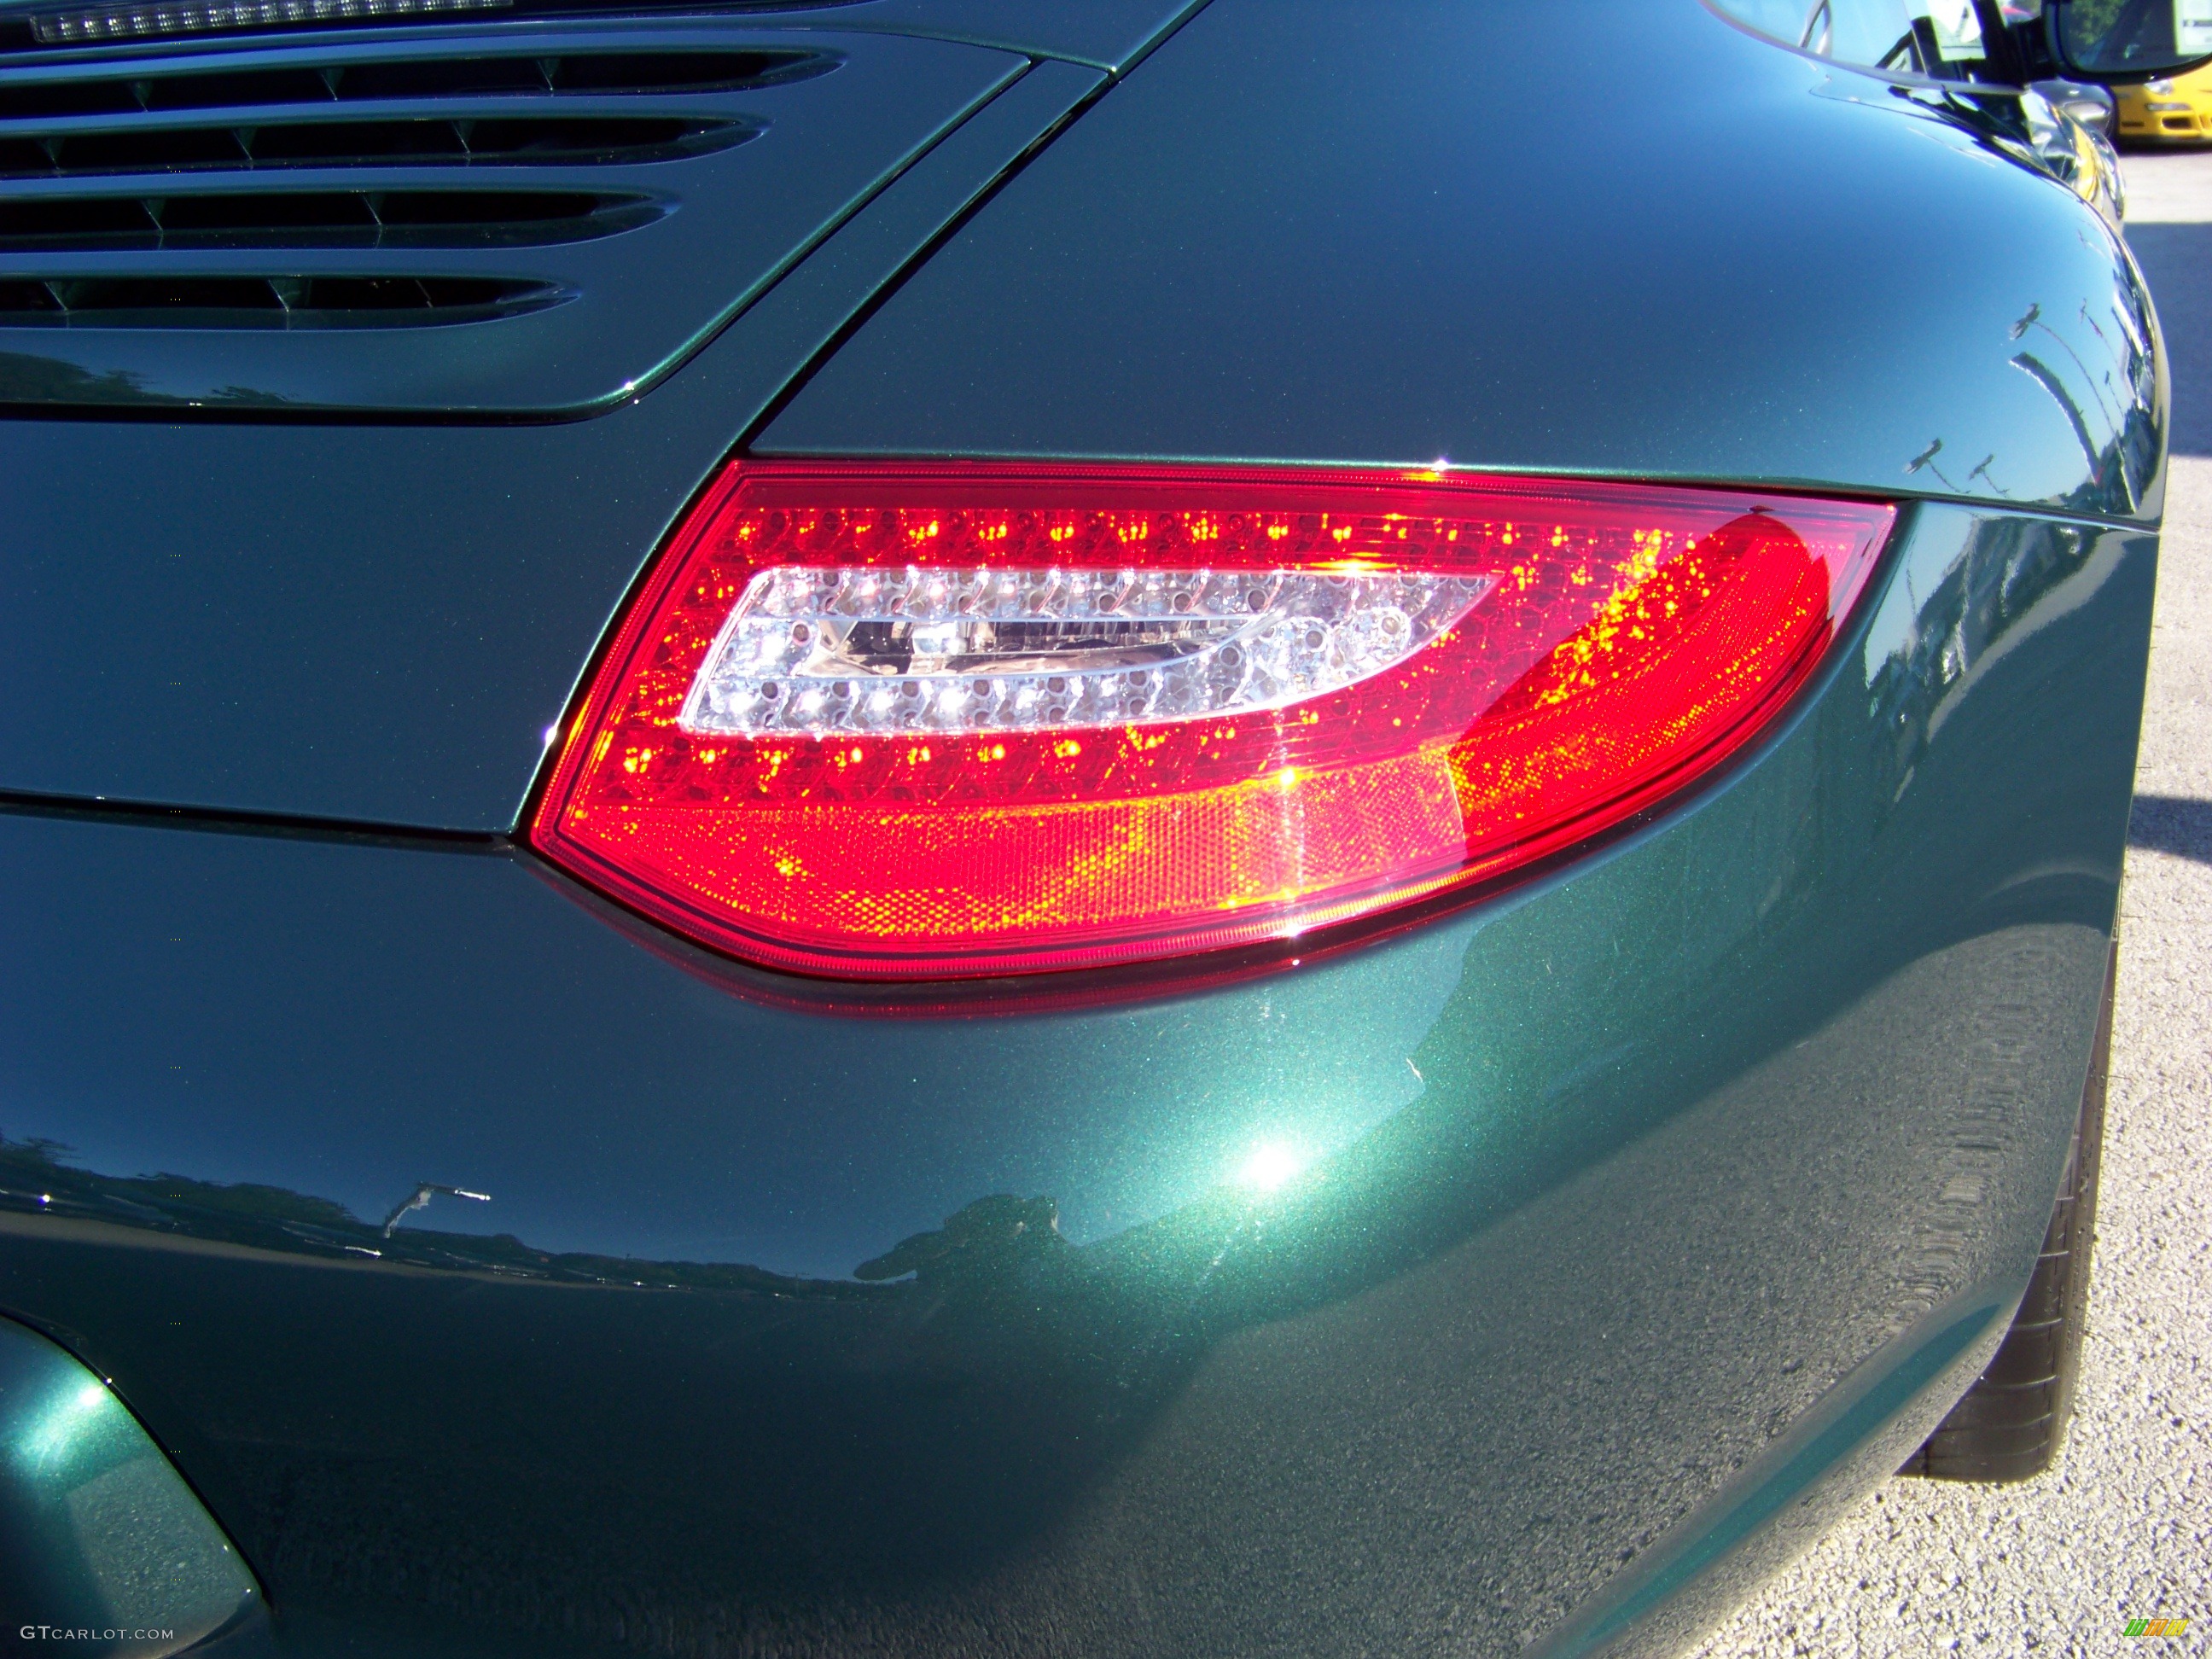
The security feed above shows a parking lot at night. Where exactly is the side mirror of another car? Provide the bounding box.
[2049,0,2212,83]
[2029,75,2117,131]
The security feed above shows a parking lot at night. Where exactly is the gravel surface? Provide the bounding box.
[1685,150,2212,1659]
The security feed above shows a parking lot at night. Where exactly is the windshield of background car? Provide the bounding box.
[2060,0,2212,72]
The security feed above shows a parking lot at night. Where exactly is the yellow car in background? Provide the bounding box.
[2116,61,2212,143]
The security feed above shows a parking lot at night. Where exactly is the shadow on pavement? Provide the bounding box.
[2128,792,2212,863]
[2127,223,2212,457]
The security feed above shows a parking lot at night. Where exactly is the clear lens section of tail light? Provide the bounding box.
[682,566,1496,736]
[531,462,1894,981]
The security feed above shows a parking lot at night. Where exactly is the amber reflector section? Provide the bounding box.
[531,462,1892,980]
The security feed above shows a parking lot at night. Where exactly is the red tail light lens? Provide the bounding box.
[531,463,1892,980]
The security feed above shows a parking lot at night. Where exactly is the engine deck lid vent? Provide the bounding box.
[0,24,1027,410]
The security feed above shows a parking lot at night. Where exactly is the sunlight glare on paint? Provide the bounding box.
[20,1381,111,1468]
[1237,1141,1308,1193]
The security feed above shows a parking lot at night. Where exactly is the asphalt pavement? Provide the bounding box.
[1685,149,2212,1659]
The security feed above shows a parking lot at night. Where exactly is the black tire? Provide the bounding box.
[1899,940,2115,1483]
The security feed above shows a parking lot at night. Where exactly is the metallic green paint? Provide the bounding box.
[0,0,2163,831]
[0,500,2152,1655]
[0,1315,258,1658]
[750,0,1209,71]
[0,0,2169,1650]
[0,56,1103,828]
[762,0,2166,525]
[1534,1289,2014,1659]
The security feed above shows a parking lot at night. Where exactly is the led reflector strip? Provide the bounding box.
[682,566,1496,737]
[533,462,1894,981]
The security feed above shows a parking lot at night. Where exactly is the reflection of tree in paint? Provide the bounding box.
[0,1131,878,1296]
[1995,254,2159,519]
[0,352,294,409]
[1862,516,2097,808]
[2064,0,2183,67]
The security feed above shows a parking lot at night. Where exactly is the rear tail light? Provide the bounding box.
[531,462,1892,981]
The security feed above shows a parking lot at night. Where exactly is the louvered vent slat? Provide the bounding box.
[0,48,832,122]
[0,42,798,300]
[0,18,967,391]
[0,185,655,246]
[0,115,748,177]
[0,271,558,320]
